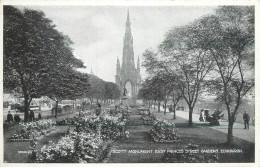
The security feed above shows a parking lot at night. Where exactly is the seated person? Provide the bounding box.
[14,111,21,123]
[7,111,13,123]
[38,113,42,120]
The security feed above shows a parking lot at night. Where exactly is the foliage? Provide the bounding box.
[3,6,86,121]
[9,120,55,141]
[150,119,181,143]
[36,131,113,163]
[159,24,214,125]
[36,107,130,163]
[185,6,254,144]
[141,113,156,125]
[75,109,130,140]
[86,75,120,104]
[141,6,254,144]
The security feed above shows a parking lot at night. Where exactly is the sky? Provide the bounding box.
[19,6,216,82]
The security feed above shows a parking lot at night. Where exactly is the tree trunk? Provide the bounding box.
[173,103,177,119]
[23,97,30,122]
[188,106,193,126]
[55,100,59,118]
[227,120,234,145]
[164,101,167,115]
[173,109,176,119]
[158,102,160,112]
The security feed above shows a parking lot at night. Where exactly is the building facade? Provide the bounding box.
[115,11,141,101]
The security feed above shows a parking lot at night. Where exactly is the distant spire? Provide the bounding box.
[126,9,131,27]
[90,67,94,75]
[116,57,120,74]
[117,56,120,66]
[137,55,140,72]
[122,10,135,72]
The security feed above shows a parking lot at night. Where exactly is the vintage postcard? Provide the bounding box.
[0,0,259,166]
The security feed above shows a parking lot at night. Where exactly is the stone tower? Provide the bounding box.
[115,11,141,103]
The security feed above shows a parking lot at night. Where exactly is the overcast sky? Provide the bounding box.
[19,6,216,82]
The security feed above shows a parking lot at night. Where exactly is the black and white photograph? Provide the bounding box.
[1,2,257,164]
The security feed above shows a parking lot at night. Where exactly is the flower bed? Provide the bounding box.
[35,107,130,163]
[150,120,181,143]
[141,114,156,125]
[36,131,113,163]
[76,111,129,140]
[55,118,75,125]
[162,143,219,163]
[9,120,55,142]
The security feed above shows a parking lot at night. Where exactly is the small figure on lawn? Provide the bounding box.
[14,111,21,123]
[38,112,42,120]
[95,103,102,116]
[147,109,151,116]
[7,111,13,123]
[199,109,205,122]
[29,110,35,122]
[243,111,250,129]
[169,105,175,119]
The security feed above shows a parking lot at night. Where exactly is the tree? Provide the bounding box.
[47,69,89,117]
[102,82,120,104]
[139,75,165,112]
[104,82,113,104]
[187,6,254,144]
[86,75,105,106]
[142,50,167,112]
[159,25,213,125]
[167,79,183,119]
[137,85,154,110]
[4,6,85,121]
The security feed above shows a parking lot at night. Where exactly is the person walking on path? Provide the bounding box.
[38,112,42,120]
[243,111,250,129]
[7,111,13,123]
[29,110,35,122]
[199,109,206,122]
[169,105,175,119]
[94,103,102,116]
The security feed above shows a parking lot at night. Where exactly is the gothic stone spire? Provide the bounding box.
[122,10,135,72]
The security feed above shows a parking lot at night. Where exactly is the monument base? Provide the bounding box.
[121,96,129,106]
[121,96,137,106]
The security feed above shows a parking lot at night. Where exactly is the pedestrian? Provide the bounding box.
[243,111,250,129]
[7,111,13,123]
[95,103,101,116]
[29,110,35,122]
[169,105,175,119]
[199,109,204,122]
[38,112,42,120]
[14,111,21,123]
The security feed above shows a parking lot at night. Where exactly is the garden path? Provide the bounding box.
[154,107,255,143]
